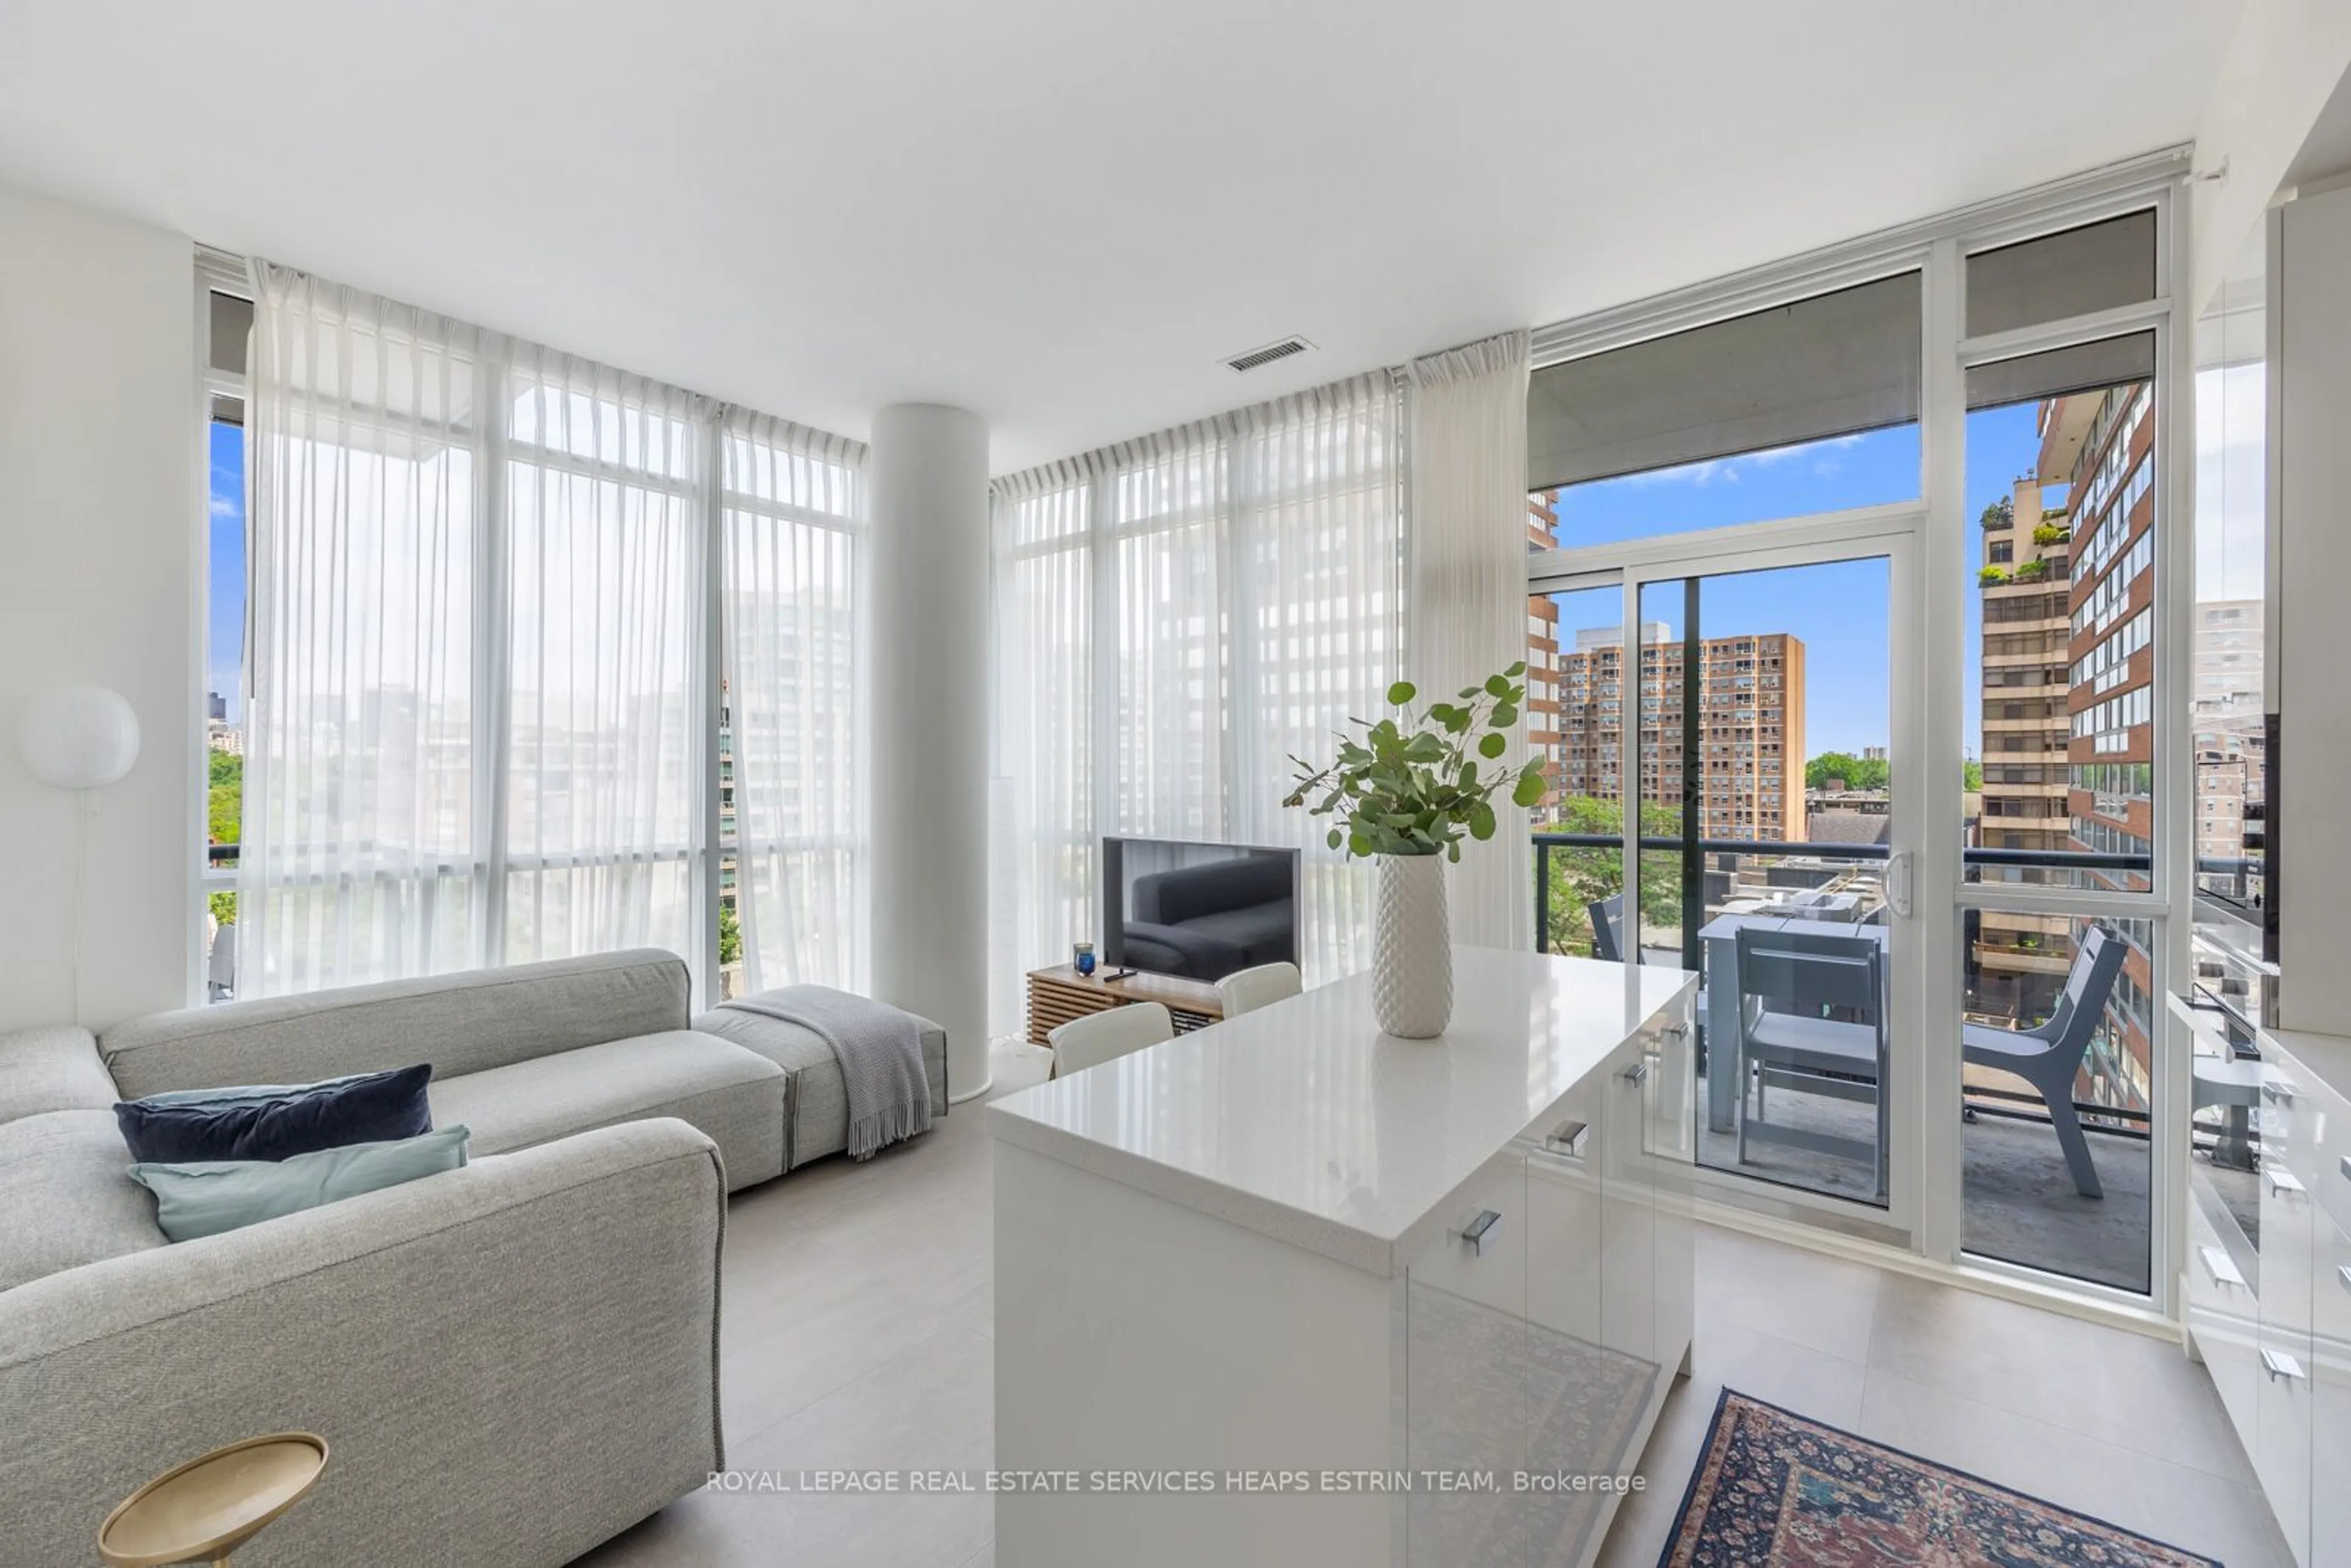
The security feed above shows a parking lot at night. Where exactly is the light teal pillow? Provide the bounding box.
[129,1125,471,1242]
[136,1071,373,1109]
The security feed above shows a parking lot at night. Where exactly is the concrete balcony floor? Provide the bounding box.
[1693,1070,2153,1294]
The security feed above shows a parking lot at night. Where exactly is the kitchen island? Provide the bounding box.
[989,945,1698,1567]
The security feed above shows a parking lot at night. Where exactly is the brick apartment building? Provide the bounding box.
[2191,598,2265,890]
[1971,381,2159,1115]
[1550,623,1809,842]
[2057,383,2157,1113]
[1528,490,1564,815]
[1973,475,2077,1030]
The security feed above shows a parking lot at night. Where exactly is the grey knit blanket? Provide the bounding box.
[719,986,933,1160]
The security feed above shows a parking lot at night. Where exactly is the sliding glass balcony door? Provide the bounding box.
[1534,527,1921,1229]
[1640,559,1900,1207]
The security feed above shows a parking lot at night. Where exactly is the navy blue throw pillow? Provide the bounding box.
[115,1063,435,1163]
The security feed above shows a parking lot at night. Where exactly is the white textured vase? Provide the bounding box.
[1372,852,1452,1038]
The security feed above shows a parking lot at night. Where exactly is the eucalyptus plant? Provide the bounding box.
[1286,663,1548,861]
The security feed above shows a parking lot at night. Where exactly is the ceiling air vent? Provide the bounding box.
[1224,336,1314,373]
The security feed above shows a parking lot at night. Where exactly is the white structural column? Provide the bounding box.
[869,404,994,1101]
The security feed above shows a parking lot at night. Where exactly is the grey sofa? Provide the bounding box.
[0,948,942,1566]
[692,1000,950,1170]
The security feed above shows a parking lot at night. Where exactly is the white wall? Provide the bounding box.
[2189,2,2351,315]
[0,182,195,1032]
[2274,184,2351,1037]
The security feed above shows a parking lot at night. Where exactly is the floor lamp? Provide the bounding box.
[15,685,141,1023]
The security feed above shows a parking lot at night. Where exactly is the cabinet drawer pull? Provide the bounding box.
[1455,1209,1502,1257]
[2262,1078,2300,1104]
[1621,1061,1651,1086]
[1545,1120,1591,1158]
[2265,1169,2307,1198]
[2339,1154,2350,1187]
[2339,1265,2351,1296]
[2200,1246,2246,1289]
[2262,1348,2306,1382]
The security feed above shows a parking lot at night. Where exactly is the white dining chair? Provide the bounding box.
[1047,1002,1175,1079]
[1215,962,1303,1019]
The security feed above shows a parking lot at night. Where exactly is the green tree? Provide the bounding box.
[1533,794,1682,957]
[1963,759,1983,792]
[1805,751,1890,792]
[206,748,242,847]
[1979,497,2012,530]
[718,903,742,967]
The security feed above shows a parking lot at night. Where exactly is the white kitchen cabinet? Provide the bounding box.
[2186,1198,2262,1454]
[2183,1011,2351,1568]
[2256,1063,2315,1568]
[2311,1215,2351,1568]
[992,948,1696,1568]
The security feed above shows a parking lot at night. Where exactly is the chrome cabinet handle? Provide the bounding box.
[1545,1120,1590,1158]
[2200,1246,2246,1289]
[1456,1209,1502,1256]
[2339,1154,2350,1187]
[1621,1061,1651,1085]
[2262,1079,2300,1103]
[2265,1169,2306,1198]
[2262,1348,2306,1382]
[2339,1264,2351,1296]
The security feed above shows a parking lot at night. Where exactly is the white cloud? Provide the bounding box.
[209,493,240,521]
[1613,432,1867,489]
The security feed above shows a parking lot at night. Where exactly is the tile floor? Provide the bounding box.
[579,1041,2288,1568]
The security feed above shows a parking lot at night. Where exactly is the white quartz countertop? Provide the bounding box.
[988,945,1694,1277]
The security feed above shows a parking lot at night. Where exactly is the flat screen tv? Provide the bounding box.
[1101,837,1300,983]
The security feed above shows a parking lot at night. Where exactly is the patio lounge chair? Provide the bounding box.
[1960,925,2127,1200]
[1734,925,1888,1200]
[1588,895,1628,964]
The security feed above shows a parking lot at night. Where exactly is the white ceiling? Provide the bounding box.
[0,1,2242,472]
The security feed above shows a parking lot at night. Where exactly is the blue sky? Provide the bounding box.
[1543,407,2048,762]
[208,421,244,723]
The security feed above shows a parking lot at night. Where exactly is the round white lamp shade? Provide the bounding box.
[18,685,141,789]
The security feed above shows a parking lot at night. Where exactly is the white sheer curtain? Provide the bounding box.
[1406,330,1532,950]
[721,411,868,993]
[991,464,1098,1035]
[1229,376,1403,980]
[989,372,1403,1015]
[242,262,858,1000]
[240,268,484,994]
[500,351,708,968]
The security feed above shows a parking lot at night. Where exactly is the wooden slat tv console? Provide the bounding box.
[1025,964,1224,1046]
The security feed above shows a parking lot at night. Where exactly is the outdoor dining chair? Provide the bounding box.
[1733,925,1888,1200]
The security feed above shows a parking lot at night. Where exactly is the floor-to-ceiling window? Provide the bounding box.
[1525,163,2191,1309]
[1954,209,2169,1296]
[196,272,252,1000]
[194,261,866,1007]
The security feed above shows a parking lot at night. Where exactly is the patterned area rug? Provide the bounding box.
[1661,1390,2220,1567]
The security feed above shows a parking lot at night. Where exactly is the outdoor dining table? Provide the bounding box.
[1697,911,1892,1135]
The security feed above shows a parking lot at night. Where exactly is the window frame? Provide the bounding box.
[1523,147,2195,1322]
[191,249,252,1005]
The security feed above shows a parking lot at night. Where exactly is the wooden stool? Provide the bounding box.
[98,1433,328,1567]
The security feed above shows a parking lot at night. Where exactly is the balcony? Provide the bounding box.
[1532,830,2161,1292]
